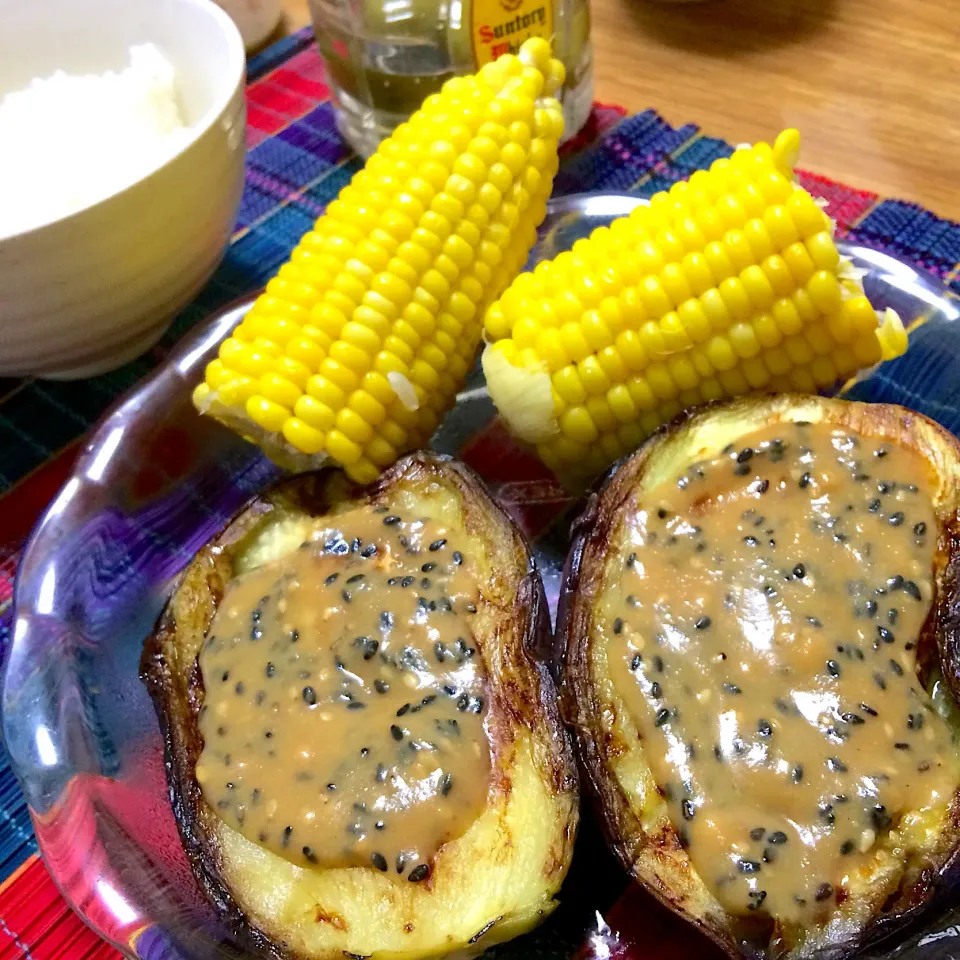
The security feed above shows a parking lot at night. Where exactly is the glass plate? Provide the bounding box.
[4,194,960,960]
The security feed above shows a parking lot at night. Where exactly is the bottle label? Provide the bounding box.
[471,0,554,67]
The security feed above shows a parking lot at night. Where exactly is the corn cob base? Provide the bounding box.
[194,39,566,485]
[482,130,908,484]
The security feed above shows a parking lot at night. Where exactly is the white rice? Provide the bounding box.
[0,44,193,238]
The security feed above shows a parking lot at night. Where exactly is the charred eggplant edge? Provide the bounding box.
[558,394,960,960]
[141,451,579,960]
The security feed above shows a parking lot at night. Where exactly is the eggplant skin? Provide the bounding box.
[558,394,960,960]
[141,452,578,960]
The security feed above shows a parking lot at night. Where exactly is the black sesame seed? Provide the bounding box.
[390,725,404,741]
[815,883,833,902]
[429,539,447,552]
[791,765,804,783]
[799,473,813,489]
[903,580,922,601]
[826,660,841,678]
[375,679,390,694]
[737,447,754,463]
[682,799,696,820]
[871,805,892,830]
[630,654,643,670]
[894,741,911,750]
[744,536,759,546]
[383,515,401,526]
[747,891,768,911]
[371,852,388,872]
[653,655,664,672]
[827,757,848,772]
[750,827,766,841]
[889,512,905,526]
[877,626,895,644]
[613,617,624,634]
[341,589,352,604]
[408,864,430,882]
[695,616,712,630]
[303,846,317,863]
[865,600,878,617]
[655,708,670,727]
[302,686,317,706]
[650,681,662,699]
[738,859,761,874]
[793,563,806,579]
[889,659,904,676]
[324,573,339,587]
[840,840,855,855]
[723,682,742,695]
[289,629,300,643]
[758,719,772,737]
[868,498,881,512]
[361,543,378,558]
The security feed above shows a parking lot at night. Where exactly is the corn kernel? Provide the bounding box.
[700,288,732,330]
[586,395,617,433]
[810,355,838,388]
[597,345,628,382]
[639,320,668,356]
[283,418,325,454]
[784,334,814,366]
[677,298,712,342]
[787,190,829,237]
[561,406,598,443]
[247,396,289,433]
[706,335,738,371]
[804,323,834,356]
[753,313,783,348]
[667,355,699,390]
[578,356,611,395]
[638,276,673,318]
[718,277,752,321]
[615,330,649,372]
[259,373,302,410]
[681,253,714,295]
[807,270,843,315]
[718,368,749,395]
[742,357,771,389]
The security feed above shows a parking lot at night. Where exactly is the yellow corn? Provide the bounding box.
[194,39,565,484]
[482,129,908,483]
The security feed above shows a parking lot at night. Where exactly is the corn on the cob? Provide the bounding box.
[482,129,908,482]
[193,39,566,485]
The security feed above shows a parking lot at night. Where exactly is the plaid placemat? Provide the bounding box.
[2,26,960,959]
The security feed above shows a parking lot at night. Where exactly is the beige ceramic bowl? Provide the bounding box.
[0,0,247,379]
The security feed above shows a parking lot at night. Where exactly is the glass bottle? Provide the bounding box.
[308,0,592,156]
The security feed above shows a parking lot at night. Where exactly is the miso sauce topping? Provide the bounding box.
[196,504,490,881]
[603,421,958,922]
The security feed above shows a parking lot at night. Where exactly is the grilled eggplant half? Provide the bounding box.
[560,395,960,959]
[141,452,578,960]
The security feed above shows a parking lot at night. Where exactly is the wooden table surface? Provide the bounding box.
[279,0,960,217]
